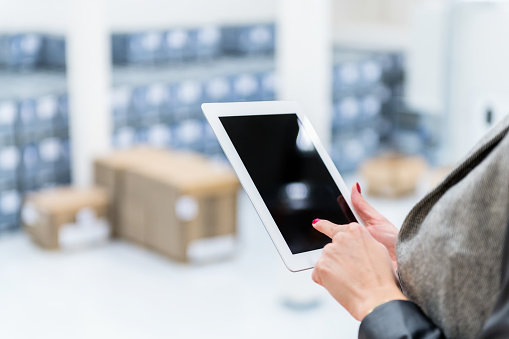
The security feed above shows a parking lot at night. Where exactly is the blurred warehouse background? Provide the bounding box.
[1,0,509,338]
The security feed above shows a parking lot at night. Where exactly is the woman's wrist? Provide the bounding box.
[357,287,408,321]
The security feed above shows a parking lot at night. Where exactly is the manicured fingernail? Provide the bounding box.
[356,182,361,194]
[312,218,320,224]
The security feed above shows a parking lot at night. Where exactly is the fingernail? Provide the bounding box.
[312,218,320,224]
[356,182,361,194]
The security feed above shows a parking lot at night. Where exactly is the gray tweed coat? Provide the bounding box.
[396,114,509,338]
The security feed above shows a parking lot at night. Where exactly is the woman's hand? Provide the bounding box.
[312,220,407,321]
[351,183,399,271]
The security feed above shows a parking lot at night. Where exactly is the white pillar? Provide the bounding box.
[276,0,333,148]
[67,0,112,187]
[445,1,509,162]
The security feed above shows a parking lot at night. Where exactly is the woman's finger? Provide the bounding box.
[351,183,386,225]
[312,219,347,239]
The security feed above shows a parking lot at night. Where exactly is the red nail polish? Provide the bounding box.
[356,182,361,194]
[312,218,320,224]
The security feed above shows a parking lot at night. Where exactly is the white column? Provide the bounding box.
[276,0,333,147]
[67,0,112,187]
[445,1,509,162]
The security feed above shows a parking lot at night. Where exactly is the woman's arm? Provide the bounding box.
[359,219,509,339]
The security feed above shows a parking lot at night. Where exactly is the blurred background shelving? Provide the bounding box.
[1,0,509,338]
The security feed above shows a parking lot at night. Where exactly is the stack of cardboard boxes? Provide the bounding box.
[23,187,109,250]
[22,147,240,262]
[360,154,427,198]
[94,147,240,262]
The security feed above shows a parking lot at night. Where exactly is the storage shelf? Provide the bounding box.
[112,55,274,87]
[0,70,67,100]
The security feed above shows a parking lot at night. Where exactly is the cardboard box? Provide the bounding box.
[360,154,427,198]
[22,187,109,250]
[122,151,239,262]
[93,147,169,238]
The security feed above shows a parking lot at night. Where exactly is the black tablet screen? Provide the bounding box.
[220,113,357,254]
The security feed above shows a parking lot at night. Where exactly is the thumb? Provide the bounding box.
[351,183,386,225]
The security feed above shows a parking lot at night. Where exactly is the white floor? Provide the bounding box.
[0,177,423,339]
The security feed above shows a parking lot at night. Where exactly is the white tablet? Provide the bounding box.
[202,101,362,272]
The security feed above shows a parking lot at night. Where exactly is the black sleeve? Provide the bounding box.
[358,219,509,339]
[358,300,445,339]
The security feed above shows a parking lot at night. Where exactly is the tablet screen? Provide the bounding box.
[220,113,357,254]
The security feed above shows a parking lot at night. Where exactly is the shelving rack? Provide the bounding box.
[0,0,428,235]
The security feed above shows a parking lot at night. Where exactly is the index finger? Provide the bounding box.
[312,219,347,239]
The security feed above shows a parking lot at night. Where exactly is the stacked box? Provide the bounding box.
[112,27,223,65]
[203,76,233,103]
[17,93,71,192]
[0,189,21,233]
[112,31,164,65]
[0,100,19,191]
[221,24,275,56]
[0,33,43,70]
[94,148,240,262]
[40,35,66,69]
[330,49,411,172]
[194,26,222,60]
[360,155,427,198]
[93,147,171,237]
[22,187,109,249]
[231,72,261,102]
[0,100,21,234]
[162,28,196,62]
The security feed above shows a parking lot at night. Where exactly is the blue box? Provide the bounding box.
[111,33,129,64]
[0,145,20,189]
[332,96,361,131]
[359,93,382,122]
[130,83,168,126]
[36,94,61,133]
[333,62,361,92]
[20,169,59,192]
[194,26,221,60]
[142,124,172,148]
[0,100,17,146]
[18,95,63,141]
[111,86,133,129]
[19,137,68,184]
[200,120,222,156]
[171,80,204,121]
[330,128,380,173]
[0,33,43,70]
[231,73,261,102]
[221,24,275,56]
[135,124,170,148]
[170,119,203,151]
[36,137,65,171]
[359,58,382,85]
[203,76,232,103]
[112,32,164,65]
[162,28,196,62]
[0,189,21,232]
[56,94,70,134]
[112,126,137,149]
[41,35,66,69]
[257,71,277,100]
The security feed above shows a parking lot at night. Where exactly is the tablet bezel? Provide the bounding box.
[202,101,363,272]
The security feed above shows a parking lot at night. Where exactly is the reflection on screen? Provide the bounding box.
[220,113,357,254]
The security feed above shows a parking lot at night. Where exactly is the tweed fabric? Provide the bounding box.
[396,115,509,339]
